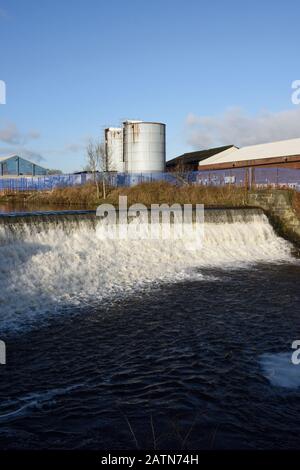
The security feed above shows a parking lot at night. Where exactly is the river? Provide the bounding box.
[0,207,299,449]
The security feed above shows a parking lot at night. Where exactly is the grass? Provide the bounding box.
[292,190,300,217]
[1,181,300,214]
[0,181,250,208]
[105,182,248,207]
[0,182,101,207]
[120,411,204,450]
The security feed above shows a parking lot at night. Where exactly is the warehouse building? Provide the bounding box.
[0,155,48,176]
[198,137,300,170]
[166,145,235,171]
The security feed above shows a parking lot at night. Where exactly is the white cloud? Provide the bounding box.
[186,107,300,149]
[0,122,43,163]
[0,121,40,145]
[0,123,20,144]
[64,143,85,153]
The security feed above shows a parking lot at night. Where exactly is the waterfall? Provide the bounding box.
[0,208,293,333]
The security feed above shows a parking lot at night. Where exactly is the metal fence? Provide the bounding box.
[0,174,85,191]
[0,167,300,192]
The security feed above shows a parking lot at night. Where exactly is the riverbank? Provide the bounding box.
[1,182,300,248]
[1,181,299,211]
[0,181,249,208]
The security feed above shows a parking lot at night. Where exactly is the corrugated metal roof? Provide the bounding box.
[199,137,300,166]
[166,145,235,168]
[0,154,48,171]
[0,154,18,162]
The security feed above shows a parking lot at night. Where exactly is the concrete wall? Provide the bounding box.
[248,190,300,250]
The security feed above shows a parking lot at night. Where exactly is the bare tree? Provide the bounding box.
[86,139,112,199]
[86,139,102,199]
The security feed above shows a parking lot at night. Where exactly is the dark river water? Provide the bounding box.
[0,209,299,450]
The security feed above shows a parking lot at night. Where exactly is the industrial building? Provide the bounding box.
[104,121,300,177]
[104,127,124,172]
[166,145,235,171]
[105,120,166,173]
[0,155,48,176]
[198,138,300,170]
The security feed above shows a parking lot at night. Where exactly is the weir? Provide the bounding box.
[0,207,266,242]
[0,207,294,334]
[0,206,264,227]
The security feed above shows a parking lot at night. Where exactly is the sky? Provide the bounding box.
[1,0,300,173]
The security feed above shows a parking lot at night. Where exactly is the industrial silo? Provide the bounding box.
[123,121,166,173]
[104,127,124,172]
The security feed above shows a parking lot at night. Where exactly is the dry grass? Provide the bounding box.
[5,181,300,211]
[18,181,249,208]
[22,182,104,207]
[104,182,248,207]
[292,191,300,217]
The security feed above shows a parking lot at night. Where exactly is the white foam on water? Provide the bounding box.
[0,383,84,423]
[260,352,300,389]
[0,212,294,333]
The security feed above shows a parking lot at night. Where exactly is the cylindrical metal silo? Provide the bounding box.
[123,121,166,173]
[104,127,124,172]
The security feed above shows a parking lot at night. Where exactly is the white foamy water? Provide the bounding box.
[260,352,300,389]
[0,211,293,333]
[0,383,85,423]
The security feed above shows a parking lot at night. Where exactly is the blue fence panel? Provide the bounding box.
[0,169,300,191]
[253,167,300,189]
[0,174,86,191]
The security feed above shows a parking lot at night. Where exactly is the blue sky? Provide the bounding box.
[1,0,300,172]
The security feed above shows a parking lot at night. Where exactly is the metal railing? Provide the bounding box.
[0,167,300,192]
